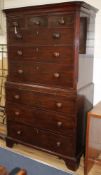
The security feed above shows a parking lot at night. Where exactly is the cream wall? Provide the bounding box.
[3,0,101,8]
[2,0,101,105]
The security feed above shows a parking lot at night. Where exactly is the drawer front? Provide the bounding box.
[7,16,25,29]
[8,62,73,88]
[27,15,48,27]
[48,14,74,27]
[7,122,75,156]
[8,28,74,45]
[6,87,76,115]
[8,46,73,64]
[6,103,75,135]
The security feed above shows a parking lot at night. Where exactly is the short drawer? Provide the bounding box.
[7,16,25,30]
[8,46,73,64]
[8,28,74,45]
[6,102,76,135]
[7,122,75,156]
[27,15,48,27]
[6,87,76,115]
[8,61,74,88]
[48,14,74,27]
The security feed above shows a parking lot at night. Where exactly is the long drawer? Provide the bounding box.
[8,46,73,64]
[6,86,76,115]
[6,102,76,136]
[8,61,74,88]
[8,28,74,45]
[7,121,75,156]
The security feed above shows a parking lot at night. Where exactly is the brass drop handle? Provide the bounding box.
[15,111,20,116]
[35,21,40,25]
[53,52,60,57]
[17,50,22,56]
[13,21,22,39]
[36,31,39,36]
[18,69,23,74]
[58,17,65,25]
[53,72,60,78]
[36,48,39,52]
[36,129,39,134]
[36,66,39,70]
[56,102,62,108]
[57,121,62,127]
[13,21,18,34]
[16,33,22,39]
[53,33,60,39]
[33,20,40,25]
[13,21,18,27]
[56,141,61,147]
[14,95,20,99]
[17,130,22,135]
[34,128,39,134]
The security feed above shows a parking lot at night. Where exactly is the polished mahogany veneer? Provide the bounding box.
[4,1,97,171]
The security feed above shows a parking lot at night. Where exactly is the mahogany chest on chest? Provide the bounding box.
[4,1,97,170]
